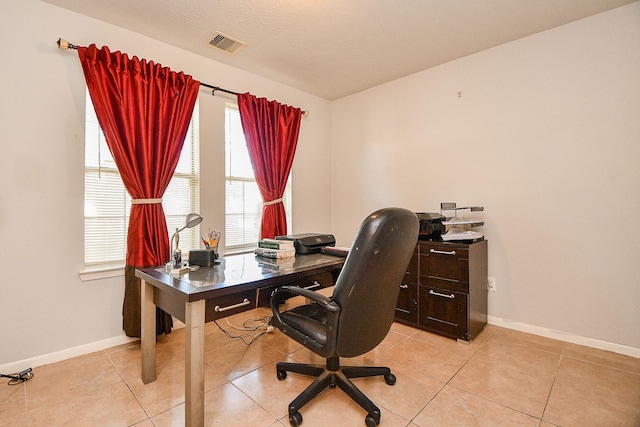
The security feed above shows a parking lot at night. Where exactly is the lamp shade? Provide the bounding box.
[183,212,203,230]
[169,212,203,265]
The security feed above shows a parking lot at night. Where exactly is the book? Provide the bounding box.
[257,256,295,271]
[254,247,296,259]
[256,255,296,266]
[258,238,294,250]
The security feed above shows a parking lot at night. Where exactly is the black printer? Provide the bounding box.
[276,233,336,254]
[415,212,445,240]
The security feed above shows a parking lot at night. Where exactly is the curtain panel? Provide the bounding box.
[78,44,200,337]
[237,93,302,239]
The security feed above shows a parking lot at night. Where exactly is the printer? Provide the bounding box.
[415,212,446,240]
[276,233,336,254]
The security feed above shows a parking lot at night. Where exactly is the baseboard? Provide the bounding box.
[0,334,138,374]
[0,319,187,374]
[487,316,640,358]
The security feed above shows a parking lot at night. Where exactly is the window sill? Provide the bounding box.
[79,264,125,282]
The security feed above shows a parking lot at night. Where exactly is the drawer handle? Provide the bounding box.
[400,284,408,289]
[303,281,321,290]
[214,298,251,312]
[429,290,455,299]
[430,249,456,256]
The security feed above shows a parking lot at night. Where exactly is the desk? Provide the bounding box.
[135,252,344,427]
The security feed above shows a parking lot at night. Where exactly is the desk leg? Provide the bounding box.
[141,280,156,384]
[185,299,205,427]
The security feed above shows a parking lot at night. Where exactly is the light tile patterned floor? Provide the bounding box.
[1,306,639,426]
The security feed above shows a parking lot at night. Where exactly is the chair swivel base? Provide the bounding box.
[276,357,396,427]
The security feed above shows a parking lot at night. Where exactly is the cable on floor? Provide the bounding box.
[1,368,33,386]
[214,315,274,346]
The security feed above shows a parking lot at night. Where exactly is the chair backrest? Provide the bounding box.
[332,207,418,357]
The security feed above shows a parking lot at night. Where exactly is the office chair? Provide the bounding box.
[270,207,419,427]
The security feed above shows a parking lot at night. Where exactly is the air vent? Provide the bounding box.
[208,32,246,55]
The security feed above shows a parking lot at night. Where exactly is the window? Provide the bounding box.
[84,92,200,267]
[224,105,291,252]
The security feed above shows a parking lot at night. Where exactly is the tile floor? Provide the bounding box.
[2,304,639,427]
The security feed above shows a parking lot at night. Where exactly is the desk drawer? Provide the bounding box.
[256,272,334,307]
[205,289,256,321]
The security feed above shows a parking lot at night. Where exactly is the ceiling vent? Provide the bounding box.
[208,32,246,55]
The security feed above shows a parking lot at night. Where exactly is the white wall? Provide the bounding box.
[331,3,640,352]
[0,0,332,368]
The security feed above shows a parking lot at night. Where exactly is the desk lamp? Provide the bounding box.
[168,212,203,273]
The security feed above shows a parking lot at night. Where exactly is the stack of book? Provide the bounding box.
[256,256,295,271]
[254,238,295,259]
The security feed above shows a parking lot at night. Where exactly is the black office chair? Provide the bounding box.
[270,207,419,427]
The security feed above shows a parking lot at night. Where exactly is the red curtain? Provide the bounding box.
[237,93,302,239]
[78,44,200,336]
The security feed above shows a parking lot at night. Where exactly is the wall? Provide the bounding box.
[0,0,332,368]
[330,3,640,353]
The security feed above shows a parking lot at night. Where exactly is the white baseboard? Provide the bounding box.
[0,319,187,374]
[0,334,138,374]
[3,317,636,374]
[487,316,640,358]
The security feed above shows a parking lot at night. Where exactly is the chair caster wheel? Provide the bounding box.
[277,370,287,380]
[289,411,303,426]
[365,414,379,426]
[384,373,396,385]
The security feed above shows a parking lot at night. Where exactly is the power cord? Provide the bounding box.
[214,315,274,346]
[2,368,33,386]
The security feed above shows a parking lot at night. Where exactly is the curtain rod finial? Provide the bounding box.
[57,38,77,50]
[302,110,309,118]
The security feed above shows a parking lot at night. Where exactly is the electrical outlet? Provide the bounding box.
[487,277,497,292]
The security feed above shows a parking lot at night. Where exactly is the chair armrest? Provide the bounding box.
[271,285,337,311]
[270,285,340,331]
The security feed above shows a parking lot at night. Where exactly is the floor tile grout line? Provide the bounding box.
[103,348,154,425]
[538,348,565,425]
[399,332,487,427]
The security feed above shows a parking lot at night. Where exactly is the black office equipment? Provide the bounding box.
[188,249,218,267]
[415,212,445,240]
[275,233,336,254]
[270,207,419,426]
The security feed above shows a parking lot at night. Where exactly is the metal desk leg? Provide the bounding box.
[185,299,206,427]
[141,280,156,383]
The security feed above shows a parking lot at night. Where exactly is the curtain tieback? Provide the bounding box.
[264,198,283,206]
[131,198,163,205]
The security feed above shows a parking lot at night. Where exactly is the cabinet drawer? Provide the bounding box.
[395,282,418,324]
[404,247,419,284]
[419,244,469,292]
[418,286,468,340]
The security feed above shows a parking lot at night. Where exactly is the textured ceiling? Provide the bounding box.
[44,0,637,100]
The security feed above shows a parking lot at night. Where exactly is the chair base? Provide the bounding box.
[276,356,396,426]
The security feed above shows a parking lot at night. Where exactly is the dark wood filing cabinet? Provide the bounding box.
[395,239,488,341]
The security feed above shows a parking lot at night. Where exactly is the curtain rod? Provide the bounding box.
[57,38,309,117]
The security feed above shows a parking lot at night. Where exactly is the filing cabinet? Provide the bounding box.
[395,239,488,341]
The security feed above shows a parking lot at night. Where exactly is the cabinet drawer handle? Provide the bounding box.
[303,281,321,290]
[429,290,455,299]
[214,298,251,312]
[430,249,456,256]
[400,284,408,289]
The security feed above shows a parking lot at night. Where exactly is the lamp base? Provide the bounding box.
[170,266,189,275]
